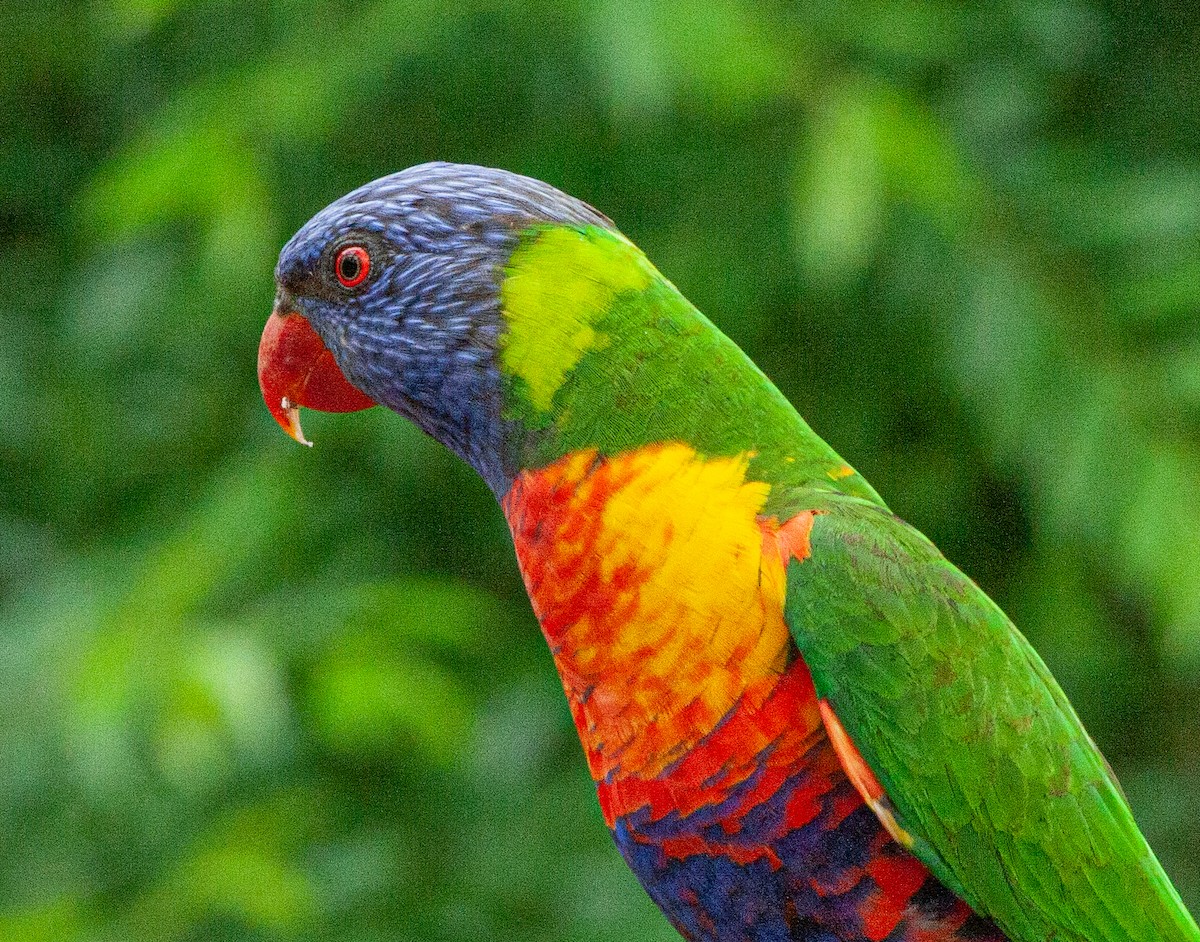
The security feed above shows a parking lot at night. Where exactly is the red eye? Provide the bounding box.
[335,245,370,288]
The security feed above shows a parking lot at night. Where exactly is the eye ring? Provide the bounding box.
[334,245,371,289]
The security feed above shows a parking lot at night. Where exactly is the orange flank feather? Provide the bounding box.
[819,701,885,804]
[820,700,916,851]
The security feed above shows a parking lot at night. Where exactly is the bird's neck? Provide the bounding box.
[484,224,882,511]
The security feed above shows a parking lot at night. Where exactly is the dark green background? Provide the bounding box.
[3,1,1198,939]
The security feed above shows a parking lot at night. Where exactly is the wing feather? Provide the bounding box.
[780,493,1199,942]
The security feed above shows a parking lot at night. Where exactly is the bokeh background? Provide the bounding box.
[4,1,1199,939]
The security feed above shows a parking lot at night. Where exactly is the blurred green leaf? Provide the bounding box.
[795,77,884,285]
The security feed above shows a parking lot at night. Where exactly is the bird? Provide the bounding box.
[257,161,1199,942]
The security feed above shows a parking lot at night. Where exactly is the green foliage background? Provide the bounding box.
[3,1,1199,939]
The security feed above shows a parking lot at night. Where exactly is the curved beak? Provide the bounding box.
[257,303,376,446]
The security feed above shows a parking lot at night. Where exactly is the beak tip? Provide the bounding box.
[280,398,314,448]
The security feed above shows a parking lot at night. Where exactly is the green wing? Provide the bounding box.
[780,491,1199,942]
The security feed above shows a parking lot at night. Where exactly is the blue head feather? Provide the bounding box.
[274,162,613,494]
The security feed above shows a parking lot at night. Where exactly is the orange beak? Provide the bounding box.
[257,307,376,446]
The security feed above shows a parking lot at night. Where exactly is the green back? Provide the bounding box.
[782,492,1200,942]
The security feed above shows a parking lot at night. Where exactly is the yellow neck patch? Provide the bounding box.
[500,225,654,411]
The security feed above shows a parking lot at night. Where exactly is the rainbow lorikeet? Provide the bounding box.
[258,162,1197,942]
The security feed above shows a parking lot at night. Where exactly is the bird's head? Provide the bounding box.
[258,162,615,490]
